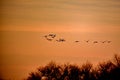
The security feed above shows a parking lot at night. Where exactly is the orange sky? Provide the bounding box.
[0,0,120,80]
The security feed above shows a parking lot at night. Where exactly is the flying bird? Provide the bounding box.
[48,34,56,38]
[46,38,53,41]
[107,41,111,43]
[75,41,79,43]
[93,41,98,43]
[56,38,66,42]
[101,41,106,43]
[85,40,89,43]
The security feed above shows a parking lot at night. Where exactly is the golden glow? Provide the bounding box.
[0,0,120,80]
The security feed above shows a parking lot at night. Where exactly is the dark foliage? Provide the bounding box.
[26,54,120,80]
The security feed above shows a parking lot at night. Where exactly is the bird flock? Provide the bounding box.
[44,34,66,42]
[43,33,111,44]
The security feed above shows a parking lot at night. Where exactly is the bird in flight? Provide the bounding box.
[93,41,98,43]
[75,41,79,43]
[101,41,106,43]
[48,34,56,38]
[107,41,111,43]
[46,38,53,41]
[85,40,89,43]
[56,38,66,42]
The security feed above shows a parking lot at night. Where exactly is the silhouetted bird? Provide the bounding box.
[101,41,106,43]
[107,41,111,43]
[46,38,52,41]
[85,40,89,43]
[44,35,47,38]
[48,34,53,36]
[93,41,98,43]
[75,41,79,43]
[48,34,56,38]
[56,38,65,42]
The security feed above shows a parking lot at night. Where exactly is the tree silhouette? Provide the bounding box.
[26,54,120,80]
[97,61,114,80]
[27,72,41,80]
[80,62,93,80]
[110,54,120,80]
[68,64,80,80]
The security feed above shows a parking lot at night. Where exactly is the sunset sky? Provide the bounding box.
[0,0,120,80]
